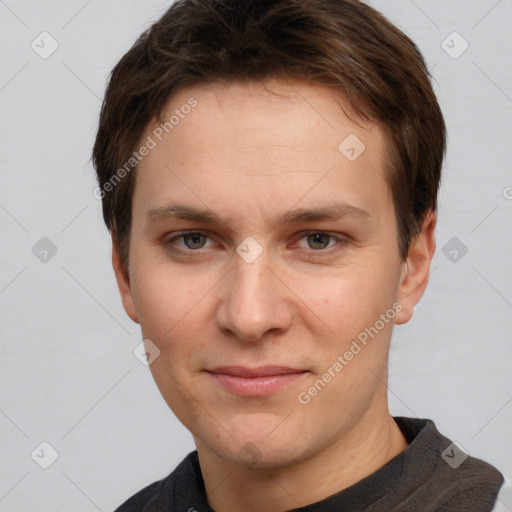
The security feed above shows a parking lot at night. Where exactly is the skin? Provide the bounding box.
[112,79,436,512]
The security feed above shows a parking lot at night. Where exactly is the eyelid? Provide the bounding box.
[163,229,348,255]
[290,230,347,254]
[165,230,217,247]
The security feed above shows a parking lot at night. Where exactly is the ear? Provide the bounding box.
[112,238,139,324]
[395,211,436,325]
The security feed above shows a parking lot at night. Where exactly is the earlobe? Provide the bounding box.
[395,212,436,325]
[112,239,140,324]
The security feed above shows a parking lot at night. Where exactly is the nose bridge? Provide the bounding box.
[216,248,290,342]
[234,254,271,303]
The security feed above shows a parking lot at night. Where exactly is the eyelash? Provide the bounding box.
[162,230,347,257]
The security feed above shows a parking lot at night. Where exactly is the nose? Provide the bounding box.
[215,249,293,343]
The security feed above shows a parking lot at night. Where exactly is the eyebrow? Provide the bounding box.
[145,202,370,231]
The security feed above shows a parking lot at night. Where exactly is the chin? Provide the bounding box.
[199,414,315,469]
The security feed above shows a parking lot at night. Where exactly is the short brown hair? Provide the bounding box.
[92,0,446,280]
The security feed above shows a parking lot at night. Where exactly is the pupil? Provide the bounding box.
[309,233,328,250]
[186,233,205,249]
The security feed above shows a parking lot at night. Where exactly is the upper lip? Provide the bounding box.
[207,366,307,377]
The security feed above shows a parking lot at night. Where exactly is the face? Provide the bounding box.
[114,80,430,469]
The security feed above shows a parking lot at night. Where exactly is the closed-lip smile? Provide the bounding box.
[208,365,306,377]
[206,365,308,396]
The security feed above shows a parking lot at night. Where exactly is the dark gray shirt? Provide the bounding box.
[115,416,504,511]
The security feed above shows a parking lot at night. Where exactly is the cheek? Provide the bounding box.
[131,268,210,414]
[287,259,399,339]
[129,264,214,432]
[130,261,210,352]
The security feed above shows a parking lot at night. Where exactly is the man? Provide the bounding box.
[92,0,506,510]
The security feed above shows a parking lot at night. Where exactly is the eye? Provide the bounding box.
[181,232,208,249]
[162,230,346,257]
[164,231,214,252]
[306,232,333,250]
[293,231,345,253]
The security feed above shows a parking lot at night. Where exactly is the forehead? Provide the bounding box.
[133,80,392,230]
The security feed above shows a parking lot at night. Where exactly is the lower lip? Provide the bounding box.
[208,372,308,396]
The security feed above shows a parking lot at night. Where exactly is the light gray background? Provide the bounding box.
[1,1,511,511]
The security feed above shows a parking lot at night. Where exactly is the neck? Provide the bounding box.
[196,406,409,512]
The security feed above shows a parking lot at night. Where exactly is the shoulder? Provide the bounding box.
[492,478,512,512]
[393,417,505,511]
[114,451,202,512]
[432,454,505,511]
[114,479,166,512]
